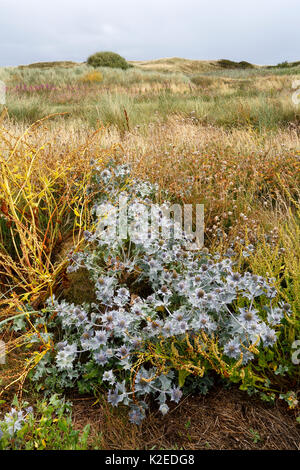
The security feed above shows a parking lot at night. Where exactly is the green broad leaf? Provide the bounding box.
[178,370,190,388]
[265,350,274,361]
[58,420,68,432]
[239,383,249,391]
[258,356,267,367]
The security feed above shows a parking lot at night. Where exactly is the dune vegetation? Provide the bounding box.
[0,57,299,449]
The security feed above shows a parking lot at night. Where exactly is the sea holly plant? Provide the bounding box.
[21,160,291,424]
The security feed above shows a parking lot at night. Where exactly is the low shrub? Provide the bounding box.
[218,59,254,69]
[87,51,130,70]
[274,60,300,69]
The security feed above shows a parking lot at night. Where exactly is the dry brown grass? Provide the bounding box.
[71,386,300,450]
[97,117,300,244]
[3,117,299,247]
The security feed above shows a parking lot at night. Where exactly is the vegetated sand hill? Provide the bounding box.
[129,57,259,74]
[17,61,82,69]
[129,57,220,73]
[16,57,221,73]
[13,57,300,75]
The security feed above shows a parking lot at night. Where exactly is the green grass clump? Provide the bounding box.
[190,75,214,87]
[87,51,131,70]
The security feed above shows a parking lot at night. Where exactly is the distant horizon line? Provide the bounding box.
[1,55,299,68]
[127,57,300,69]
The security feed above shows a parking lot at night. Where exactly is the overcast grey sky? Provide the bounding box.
[0,0,299,67]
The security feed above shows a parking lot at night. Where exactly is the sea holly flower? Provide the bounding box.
[80,330,97,350]
[129,407,145,425]
[169,308,190,323]
[174,320,189,334]
[56,343,77,371]
[246,321,262,341]
[101,310,117,326]
[56,340,67,351]
[95,330,108,345]
[159,403,169,415]
[105,347,115,359]
[239,307,260,326]
[74,308,88,326]
[260,325,277,347]
[3,408,27,436]
[161,321,175,337]
[102,370,116,385]
[108,388,123,407]
[228,272,241,283]
[115,312,132,332]
[176,280,188,293]
[280,302,291,314]
[144,319,163,337]
[100,169,112,182]
[117,344,130,359]
[266,307,284,326]
[170,387,183,403]
[157,285,172,298]
[191,313,216,334]
[114,287,130,306]
[224,339,242,360]
[94,351,108,366]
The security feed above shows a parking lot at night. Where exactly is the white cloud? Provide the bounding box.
[0,0,299,66]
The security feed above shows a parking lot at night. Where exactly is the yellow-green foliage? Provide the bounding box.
[245,198,300,345]
[0,115,124,393]
[0,113,115,304]
[79,71,103,83]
